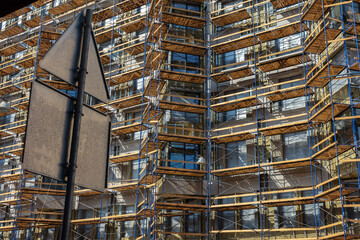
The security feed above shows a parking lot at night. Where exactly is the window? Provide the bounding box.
[241,196,258,229]
[225,141,247,168]
[131,159,146,179]
[276,33,301,52]
[169,92,201,124]
[165,211,181,232]
[346,199,360,220]
[280,96,306,111]
[274,77,306,111]
[171,52,201,73]
[283,130,309,160]
[276,192,296,228]
[217,49,247,68]
[217,198,235,230]
[223,90,249,121]
[168,143,199,170]
[223,0,243,13]
[223,51,235,66]
[185,213,201,233]
[77,209,94,237]
[122,206,135,237]
[302,190,324,226]
[171,110,200,124]
[173,1,200,12]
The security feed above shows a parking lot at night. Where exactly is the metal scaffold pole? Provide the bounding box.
[205,0,212,239]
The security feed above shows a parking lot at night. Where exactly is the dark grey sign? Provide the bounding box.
[23,80,110,192]
[23,81,73,182]
[76,104,110,191]
[39,14,109,103]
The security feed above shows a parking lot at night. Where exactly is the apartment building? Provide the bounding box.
[0,0,360,239]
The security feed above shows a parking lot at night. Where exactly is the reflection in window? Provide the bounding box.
[223,90,249,121]
[170,110,200,124]
[186,213,201,233]
[173,1,200,12]
[217,49,247,69]
[171,53,201,73]
[165,210,181,232]
[280,96,306,111]
[217,198,235,230]
[302,190,324,226]
[241,196,258,229]
[223,0,243,13]
[131,159,146,179]
[225,141,247,168]
[283,130,309,160]
[168,143,199,170]
[276,192,296,228]
[276,33,301,52]
[122,206,135,237]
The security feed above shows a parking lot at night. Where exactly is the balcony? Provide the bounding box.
[106,62,149,86]
[270,0,304,9]
[258,50,310,73]
[304,21,342,54]
[211,122,256,144]
[160,63,206,84]
[301,0,336,22]
[112,117,145,136]
[159,93,206,114]
[162,6,205,29]
[0,119,27,136]
[116,0,147,13]
[159,124,206,145]
[211,91,260,112]
[93,5,121,22]
[264,79,313,102]
[94,25,121,44]
[0,42,26,57]
[212,20,304,54]
[211,3,251,27]
[212,59,254,83]
[119,12,146,33]
[23,10,51,28]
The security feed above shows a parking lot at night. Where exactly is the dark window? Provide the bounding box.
[277,192,296,228]
[225,141,247,168]
[168,143,200,170]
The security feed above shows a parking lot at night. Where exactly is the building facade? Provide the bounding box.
[0,0,360,239]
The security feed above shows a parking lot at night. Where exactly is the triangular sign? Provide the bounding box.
[39,13,82,86]
[39,12,109,103]
[85,30,110,103]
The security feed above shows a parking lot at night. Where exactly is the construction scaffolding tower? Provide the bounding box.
[0,0,360,239]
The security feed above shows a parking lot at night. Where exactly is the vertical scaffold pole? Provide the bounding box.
[319,0,347,237]
[205,0,212,239]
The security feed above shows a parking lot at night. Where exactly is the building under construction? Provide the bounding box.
[1,0,360,239]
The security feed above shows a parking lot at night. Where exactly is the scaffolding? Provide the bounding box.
[0,0,360,239]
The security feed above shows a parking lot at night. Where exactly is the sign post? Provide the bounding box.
[22,8,110,240]
[61,9,92,240]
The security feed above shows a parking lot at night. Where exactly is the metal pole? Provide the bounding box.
[205,1,212,239]
[61,9,92,240]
